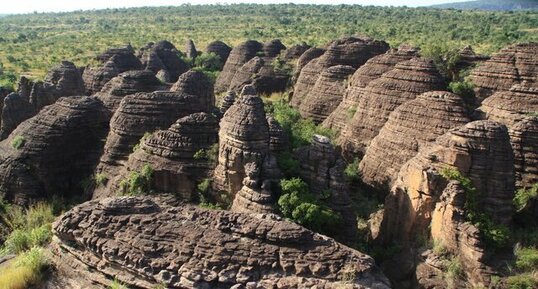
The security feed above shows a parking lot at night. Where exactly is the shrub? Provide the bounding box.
[346,106,357,120]
[344,158,360,182]
[194,52,222,71]
[514,184,538,212]
[118,165,153,196]
[507,273,538,289]
[515,246,538,271]
[0,247,48,289]
[109,278,130,289]
[271,57,293,76]
[11,135,25,150]
[276,151,300,177]
[449,80,475,101]
[95,173,108,187]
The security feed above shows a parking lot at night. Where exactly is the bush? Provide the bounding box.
[449,80,475,101]
[194,52,222,71]
[11,136,25,150]
[94,173,108,187]
[271,57,293,76]
[276,151,300,177]
[109,278,129,289]
[118,165,153,196]
[515,246,538,271]
[0,247,49,289]
[514,184,538,212]
[507,273,538,289]
[344,158,361,182]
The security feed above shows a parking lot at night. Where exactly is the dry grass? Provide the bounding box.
[0,247,48,289]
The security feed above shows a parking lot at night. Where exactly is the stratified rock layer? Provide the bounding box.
[298,65,355,123]
[322,45,419,131]
[0,93,34,139]
[338,58,446,158]
[291,47,325,83]
[215,40,263,93]
[0,97,108,205]
[138,40,189,83]
[51,196,390,289]
[231,162,275,214]
[470,42,538,101]
[205,40,232,65]
[510,117,538,189]
[282,42,310,61]
[291,36,389,107]
[359,91,470,191]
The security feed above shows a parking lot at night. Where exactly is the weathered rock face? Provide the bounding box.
[262,39,286,58]
[378,120,515,246]
[95,44,142,73]
[338,57,446,158]
[359,91,470,191]
[295,135,357,242]
[231,162,275,214]
[510,116,538,189]
[291,47,325,83]
[0,97,108,205]
[213,87,271,197]
[104,113,219,199]
[228,56,265,93]
[322,45,419,132]
[298,65,355,124]
[0,93,35,140]
[281,42,311,61]
[95,70,167,113]
[267,115,288,153]
[454,45,489,72]
[205,40,232,65]
[291,36,390,107]
[138,40,189,83]
[94,72,215,198]
[51,196,390,289]
[219,91,236,116]
[470,42,538,101]
[184,39,198,59]
[215,40,263,94]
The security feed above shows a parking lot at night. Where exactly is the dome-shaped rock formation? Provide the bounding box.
[322,45,419,131]
[138,40,189,83]
[51,196,390,289]
[510,116,538,189]
[0,93,35,139]
[262,39,286,57]
[338,57,446,158]
[0,97,108,205]
[291,46,325,83]
[184,39,198,59]
[281,42,311,61]
[291,36,390,107]
[95,44,142,73]
[219,91,236,116]
[359,91,470,191]
[215,40,263,94]
[298,65,356,123]
[267,115,288,152]
[231,162,275,214]
[205,40,232,65]
[470,42,538,102]
[95,70,167,113]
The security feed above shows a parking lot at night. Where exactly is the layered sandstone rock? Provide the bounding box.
[298,65,355,123]
[205,40,232,65]
[213,86,271,197]
[51,196,390,289]
[291,47,325,83]
[281,42,311,61]
[94,72,215,198]
[378,120,515,246]
[510,117,538,189]
[138,40,189,83]
[219,91,236,116]
[267,115,288,153]
[95,70,167,113]
[291,36,390,107]
[105,113,218,199]
[322,45,419,131]
[295,135,357,241]
[215,40,263,94]
[338,57,446,158]
[359,91,470,191]
[0,97,108,205]
[0,93,34,139]
[95,44,142,72]
[231,162,275,214]
[470,42,538,101]
[184,39,198,59]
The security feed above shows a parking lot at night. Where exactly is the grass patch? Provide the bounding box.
[344,158,361,182]
[109,278,129,289]
[514,184,538,212]
[507,273,538,289]
[515,246,538,272]
[118,164,154,196]
[0,247,49,289]
[10,136,25,150]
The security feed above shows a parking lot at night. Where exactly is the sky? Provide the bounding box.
[1,0,472,14]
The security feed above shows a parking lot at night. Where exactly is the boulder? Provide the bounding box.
[231,162,276,214]
[50,196,390,289]
[338,57,446,158]
[205,40,232,65]
[262,39,286,57]
[359,91,470,191]
[184,39,198,59]
[215,40,263,94]
[0,97,108,205]
[291,36,390,108]
[212,86,271,197]
[95,70,167,113]
[322,45,419,132]
[470,42,538,102]
[0,93,34,139]
[298,65,356,124]
[281,42,311,61]
[510,117,538,189]
[138,40,189,83]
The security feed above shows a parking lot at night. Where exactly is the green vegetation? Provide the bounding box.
[448,80,475,101]
[10,136,25,150]
[1,4,536,88]
[277,178,342,235]
[0,247,49,289]
[344,158,361,182]
[118,164,154,196]
[440,167,510,249]
[193,143,219,165]
[94,173,108,187]
[196,178,224,210]
[514,183,538,212]
[507,245,538,289]
[109,278,129,289]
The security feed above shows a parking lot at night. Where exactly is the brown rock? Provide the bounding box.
[359,91,470,191]
[184,39,198,59]
[470,42,538,102]
[322,45,419,132]
[51,196,390,289]
[0,96,108,205]
[267,115,288,153]
[262,39,286,58]
[0,93,34,139]
[95,44,142,73]
[219,91,236,116]
[510,116,538,189]
[205,40,232,65]
[231,162,275,214]
[298,65,356,124]
[291,47,325,83]
[291,36,390,108]
[338,57,446,158]
[215,40,263,94]
[281,42,311,61]
[138,40,189,83]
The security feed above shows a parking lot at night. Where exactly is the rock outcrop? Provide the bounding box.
[338,57,446,158]
[212,86,271,197]
[219,91,236,116]
[282,42,311,61]
[138,40,189,83]
[378,120,515,246]
[359,91,470,191]
[291,36,390,107]
[184,39,198,59]
[205,40,232,65]
[322,45,419,132]
[231,162,275,214]
[95,70,167,113]
[93,72,215,198]
[298,65,355,123]
[0,97,108,205]
[0,93,35,139]
[215,40,263,94]
[291,47,325,83]
[470,42,538,102]
[510,116,538,189]
[51,196,390,289]
[95,44,142,72]
[267,115,288,153]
